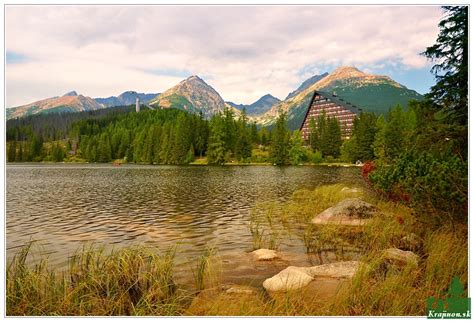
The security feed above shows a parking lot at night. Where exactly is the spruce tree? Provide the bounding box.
[423,6,467,123]
[7,141,16,162]
[270,112,290,165]
[207,114,226,165]
[235,108,252,161]
[289,130,306,165]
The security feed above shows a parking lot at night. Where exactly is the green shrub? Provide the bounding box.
[369,152,467,222]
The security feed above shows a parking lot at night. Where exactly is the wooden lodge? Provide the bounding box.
[300,91,362,141]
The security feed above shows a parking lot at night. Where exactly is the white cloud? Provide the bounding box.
[5,5,442,107]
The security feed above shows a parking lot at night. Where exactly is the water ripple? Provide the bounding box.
[7,164,361,268]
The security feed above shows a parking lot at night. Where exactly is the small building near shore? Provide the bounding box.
[300,91,362,141]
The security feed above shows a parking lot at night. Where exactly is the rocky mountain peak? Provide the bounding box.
[63,91,78,97]
[331,66,366,78]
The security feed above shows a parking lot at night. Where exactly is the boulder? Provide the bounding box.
[383,248,419,267]
[312,198,378,226]
[263,266,313,292]
[306,261,360,278]
[262,261,361,292]
[251,248,279,261]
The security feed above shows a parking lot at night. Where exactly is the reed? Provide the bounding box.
[6,184,468,316]
[7,243,190,316]
[192,246,220,292]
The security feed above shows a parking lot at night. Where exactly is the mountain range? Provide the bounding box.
[6,66,424,128]
[95,91,159,108]
[6,91,104,120]
[256,66,423,129]
[226,94,281,116]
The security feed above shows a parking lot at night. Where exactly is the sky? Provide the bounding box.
[5,5,442,107]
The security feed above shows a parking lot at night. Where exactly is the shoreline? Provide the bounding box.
[6,161,362,167]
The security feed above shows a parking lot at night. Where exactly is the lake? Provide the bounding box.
[6,164,362,276]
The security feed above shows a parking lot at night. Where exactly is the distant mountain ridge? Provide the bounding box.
[95,91,159,108]
[6,66,423,124]
[6,91,105,120]
[257,66,423,129]
[285,73,329,100]
[227,94,281,116]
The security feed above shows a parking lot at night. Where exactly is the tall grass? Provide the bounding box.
[7,243,190,316]
[249,203,286,250]
[7,184,468,316]
[192,246,220,292]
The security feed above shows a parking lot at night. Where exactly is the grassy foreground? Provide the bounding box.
[7,185,467,316]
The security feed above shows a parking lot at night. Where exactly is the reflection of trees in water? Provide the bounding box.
[7,165,362,268]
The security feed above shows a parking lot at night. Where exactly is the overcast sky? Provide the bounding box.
[6,5,442,107]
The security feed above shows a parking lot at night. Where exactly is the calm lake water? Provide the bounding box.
[7,164,362,272]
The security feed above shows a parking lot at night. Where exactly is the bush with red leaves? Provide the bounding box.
[361,160,376,185]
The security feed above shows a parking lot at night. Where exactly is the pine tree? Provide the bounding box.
[259,127,269,146]
[423,6,468,123]
[193,112,208,157]
[270,112,290,165]
[29,133,43,161]
[207,115,226,165]
[7,141,16,162]
[222,107,236,156]
[17,143,24,162]
[250,122,259,144]
[172,113,191,164]
[184,144,195,164]
[351,112,378,162]
[235,108,252,161]
[145,126,155,164]
[152,126,163,164]
[51,142,65,162]
[159,124,172,164]
[98,133,112,162]
[289,130,306,165]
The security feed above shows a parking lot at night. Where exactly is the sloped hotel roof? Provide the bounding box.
[299,90,362,131]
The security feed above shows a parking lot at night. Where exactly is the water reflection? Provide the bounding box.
[7,164,362,267]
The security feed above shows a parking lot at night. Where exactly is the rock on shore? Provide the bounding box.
[383,248,419,267]
[312,198,378,226]
[262,261,360,292]
[251,249,280,261]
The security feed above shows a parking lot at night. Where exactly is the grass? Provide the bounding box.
[7,243,191,316]
[6,184,468,316]
[192,247,220,292]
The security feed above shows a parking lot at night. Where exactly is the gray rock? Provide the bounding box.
[383,248,419,267]
[312,198,378,226]
[262,261,361,292]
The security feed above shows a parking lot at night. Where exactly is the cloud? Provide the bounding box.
[5,5,442,107]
